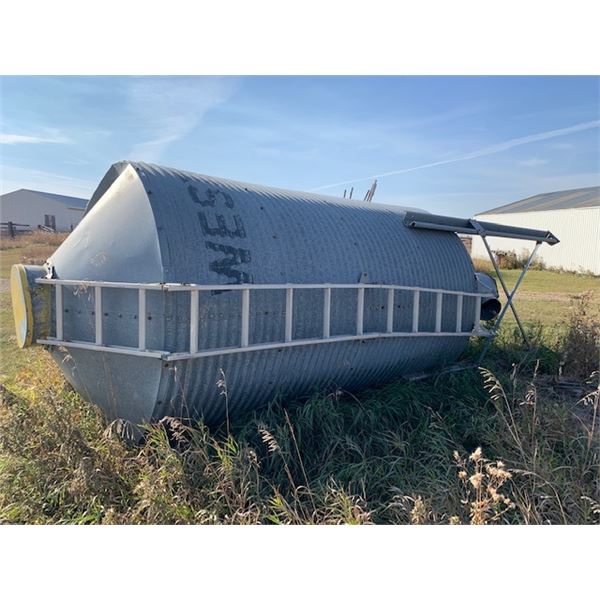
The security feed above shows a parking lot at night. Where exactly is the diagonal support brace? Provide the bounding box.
[474,226,542,363]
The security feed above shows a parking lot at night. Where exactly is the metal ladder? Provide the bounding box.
[36,279,492,361]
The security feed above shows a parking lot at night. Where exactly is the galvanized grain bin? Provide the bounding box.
[11,161,509,425]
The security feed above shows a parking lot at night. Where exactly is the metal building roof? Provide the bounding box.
[478,186,600,215]
[0,188,88,209]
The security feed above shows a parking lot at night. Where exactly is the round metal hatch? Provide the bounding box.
[10,264,34,348]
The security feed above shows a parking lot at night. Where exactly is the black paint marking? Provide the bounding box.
[188,185,234,209]
[205,241,253,284]
[190,183,253,283]
[198,212,246,238]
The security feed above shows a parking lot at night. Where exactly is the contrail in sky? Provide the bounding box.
[309,119,600,192]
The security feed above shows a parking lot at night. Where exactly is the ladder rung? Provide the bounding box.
[456,296,463,333]
[435,292,443,333]
[138,288,147,350]
[455,294,463,333]
[356,288,364,335]
[323,288,331,338]
[285,288,293,342]
[189,289,199,353]
[412,290,420,333]
[241,289,250,347]
[95,286,103,345]
[473,295,482,333]
[55,284,63,341]
[386,288,394,333]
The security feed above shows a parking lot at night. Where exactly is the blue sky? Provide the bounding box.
[0,76,598,215]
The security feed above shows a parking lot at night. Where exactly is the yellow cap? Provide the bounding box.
[10,264,34,348]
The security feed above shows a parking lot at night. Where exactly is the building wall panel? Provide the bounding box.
[471,207,600,275]
[0,191,85,231]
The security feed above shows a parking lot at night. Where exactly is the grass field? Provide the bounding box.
[473,259,600,326]
[0,233,598,524]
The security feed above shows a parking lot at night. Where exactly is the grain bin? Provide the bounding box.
[10,161,558,426]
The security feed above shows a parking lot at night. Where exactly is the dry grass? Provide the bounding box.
[0,306,598,524]
[0,230,69,251]
[471,250,546,271]
[471,257,494,273]
[0,231,67,278]
[561,293,600,379]
[472,253,598,277]
[452,448,515,525]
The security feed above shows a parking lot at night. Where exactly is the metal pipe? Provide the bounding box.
[404,212,559,245]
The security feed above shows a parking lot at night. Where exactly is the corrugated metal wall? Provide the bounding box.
[471,207,600,275]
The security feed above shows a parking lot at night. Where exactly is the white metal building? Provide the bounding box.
[0,188,87,232]
[471,186,600,275]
